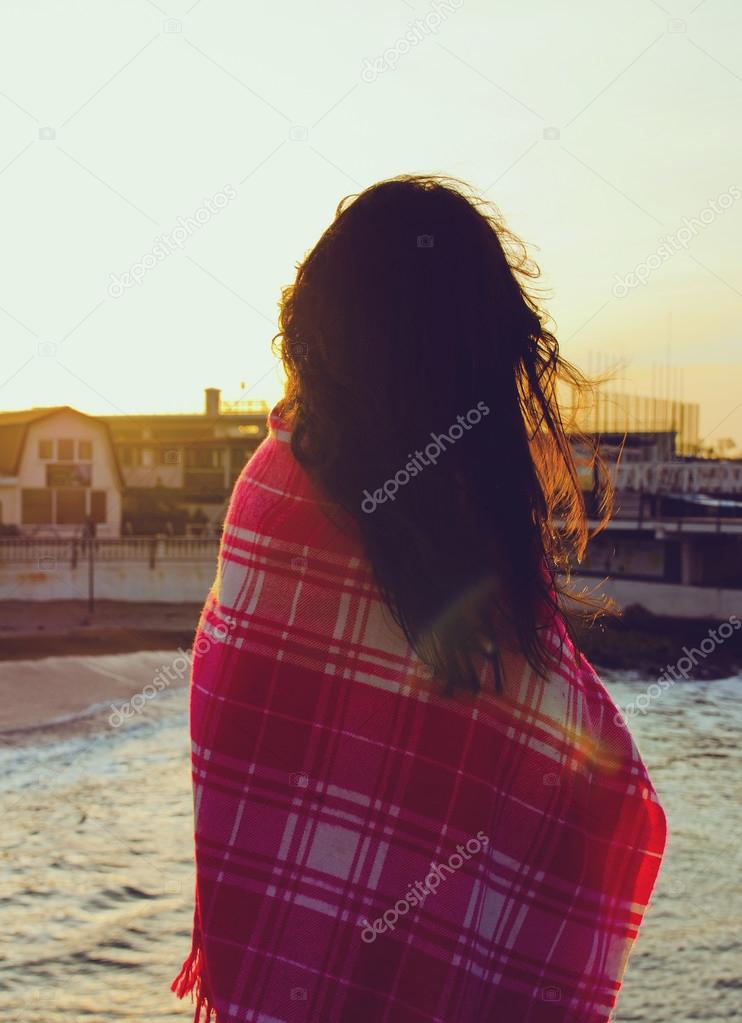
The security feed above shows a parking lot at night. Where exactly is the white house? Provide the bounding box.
[0,406,122,537]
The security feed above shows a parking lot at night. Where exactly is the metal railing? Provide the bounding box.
[0,536,221,567]
[219,399,270,415]
[590,514,742,535]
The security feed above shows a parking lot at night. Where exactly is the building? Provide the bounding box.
[568,387,700,456]
[571,427,742,617]
[101,388,270,535]
[0,406,122,536]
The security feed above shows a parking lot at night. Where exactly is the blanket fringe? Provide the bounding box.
[172,918,217,1023]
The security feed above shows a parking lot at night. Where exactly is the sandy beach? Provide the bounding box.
[0,599,201,647]
[0,599,199,658]
[0,601,200,735]
[0,650,190,734]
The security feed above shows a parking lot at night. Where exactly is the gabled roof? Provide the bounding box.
[0,405,71,425]
[0,406,123,484]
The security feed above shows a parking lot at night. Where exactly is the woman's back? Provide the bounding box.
[174,409,666,1023]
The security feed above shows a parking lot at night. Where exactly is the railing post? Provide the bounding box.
[88,537,95,614]
[71,539,77,569]
[149,537,157,569]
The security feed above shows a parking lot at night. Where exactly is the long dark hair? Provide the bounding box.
[274,175,611,694]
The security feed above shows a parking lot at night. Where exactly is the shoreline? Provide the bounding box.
[1,599,740,675]
[0,601,739,743]
[0,597,736,679]
[573,605,742,680]
[0,648,190,741]
[0,626,196,661]
[0,603,200,740]
[0,600,200,661]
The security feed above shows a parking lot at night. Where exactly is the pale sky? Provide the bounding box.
[0,0,740,446]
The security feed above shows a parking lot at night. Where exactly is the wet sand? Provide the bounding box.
[0,602,200,735]
[0,600,199,658]
[0,650,191,735]
[0,599,201,636]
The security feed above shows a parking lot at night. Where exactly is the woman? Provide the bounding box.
[174,176,666,1022]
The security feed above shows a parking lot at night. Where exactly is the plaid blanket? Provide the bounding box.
[173,408,666,1023]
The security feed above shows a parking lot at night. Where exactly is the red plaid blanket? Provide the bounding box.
[174,408,666,1023]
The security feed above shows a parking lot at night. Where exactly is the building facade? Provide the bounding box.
[571,428,742,614]
[101,388,270,535]
[0,407,123,536]
[568,388,701,456]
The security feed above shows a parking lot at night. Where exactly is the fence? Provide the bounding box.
[0,537,220,568]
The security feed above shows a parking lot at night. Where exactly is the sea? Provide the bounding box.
[0,652,740,1022]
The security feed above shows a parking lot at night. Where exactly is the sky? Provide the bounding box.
[0,0,740,447]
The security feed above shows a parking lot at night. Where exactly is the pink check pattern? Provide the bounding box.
[173,409,666,1023]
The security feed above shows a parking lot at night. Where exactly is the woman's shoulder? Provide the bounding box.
[222,404,363,562]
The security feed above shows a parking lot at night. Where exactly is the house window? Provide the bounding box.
[38,439,53,459]
[56,489,86,524]
[78,440,93,460]
[46,463,91,487]
[21,489,53,524]
[120,446,145,467]
[58,438,74,460]
[186,448,223,468]
[90,490,107,523]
